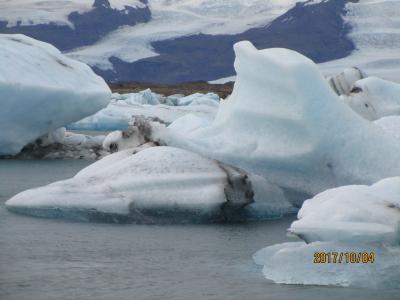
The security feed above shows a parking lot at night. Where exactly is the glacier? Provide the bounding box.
[5,146,294,223]
[320,0,400,83]
[0,0,146,27]
[67,0,306,70]
[0,34,110,155]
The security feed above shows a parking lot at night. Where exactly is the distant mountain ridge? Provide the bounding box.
[97,0,354,83]
[0,0,150,51]
[2,0,397,84]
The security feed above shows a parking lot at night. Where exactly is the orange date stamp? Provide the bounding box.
[314,252,375,264]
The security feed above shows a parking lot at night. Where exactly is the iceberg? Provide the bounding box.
[161,41,400,201]
[375,116,400,141]
[289,177,400,244]
[253,241,400,289]
[68,91,219,131]
[0,34,110,155]
[10,130,107,159]
[6,146,294,223]
[341,77,400,121]
[327,67,366,96]
[254,177,400,288]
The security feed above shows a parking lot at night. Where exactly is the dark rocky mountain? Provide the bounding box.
[0,0,151,51]
[0,0,358,83]
[98,0,355,83]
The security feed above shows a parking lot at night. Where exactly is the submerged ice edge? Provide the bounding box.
[5,146,296,224]
[253,241,400,289]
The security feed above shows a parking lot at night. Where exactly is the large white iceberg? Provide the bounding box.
[6,146,294,223]
[160,41,400,201]
[0,34,110,155]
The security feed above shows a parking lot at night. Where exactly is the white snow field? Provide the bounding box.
[0,0,145,27]
[340,77,400,121]
[68,90,219,131]
[66,0,307,69]
[254,177,400,288]
[5,146,294,223]
[253,241,400,288]
[160,41,400,201]
[0,34,110,155]
[320,0,400,83]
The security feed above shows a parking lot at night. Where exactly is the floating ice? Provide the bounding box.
[68,91,219,131]
[255,173,400,288]
[288,177,400,245]
[0,34,110,155]
[375,116,400,141]
[341,77,400,121]
[11,130,107,160]
[6,146,294,223]
[253,241,400,289]
[327,67,366,96]
[161,41,400,201]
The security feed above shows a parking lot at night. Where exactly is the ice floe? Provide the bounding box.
[6,146,294,223]
[253,241,400,289]
[68,90,219,131]
[0,34,110,155]
[254,177,400,288]
[341,77,400,121]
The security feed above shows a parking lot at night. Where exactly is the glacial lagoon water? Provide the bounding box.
[0,160,398,300]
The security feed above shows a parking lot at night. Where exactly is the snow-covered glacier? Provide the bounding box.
[161,41,400,201]
[5,146,294,223]
[254,177,400,288]
[0,34,110,155]
[320,0,400,82]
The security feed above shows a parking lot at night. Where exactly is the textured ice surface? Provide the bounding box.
[10,130,107,160]
[253,241,400,289]
[6,146,294,223]
[289,177,400,245]
[320,0,400,82]
[162,41,400,200]
[327,67,366,96]
[341,77,400,121]
[69,91,219,131]
[0,34,110,155]
[375,116,400,141]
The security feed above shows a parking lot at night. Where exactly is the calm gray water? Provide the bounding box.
[0,160,398,300]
